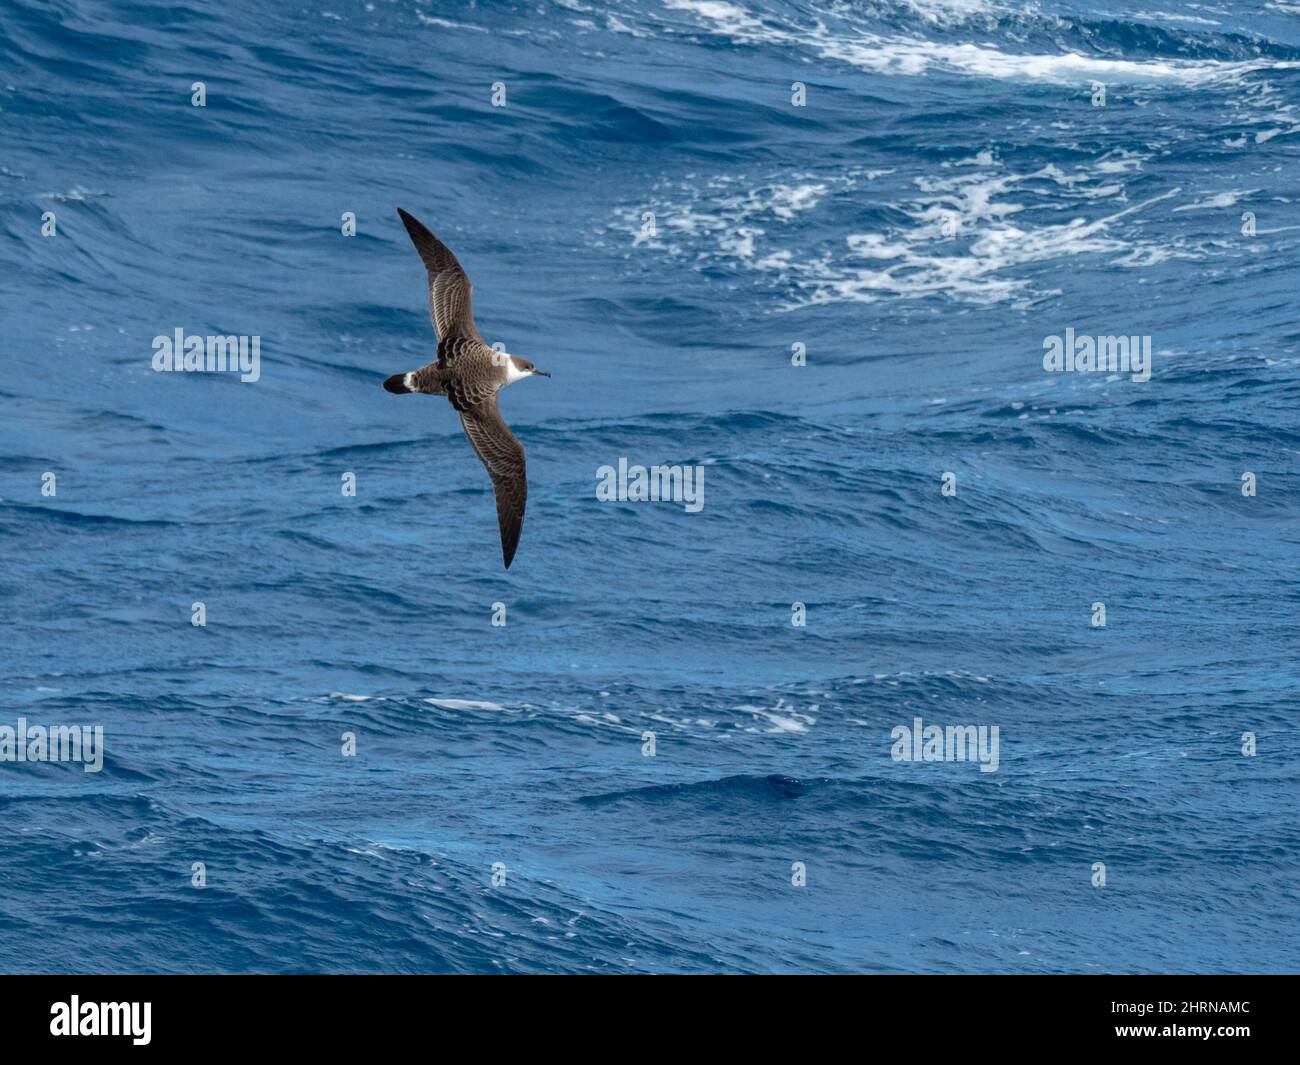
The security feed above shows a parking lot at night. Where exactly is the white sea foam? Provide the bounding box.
[893,0,1001,25]
[618,152,1203,308]
[624,172,868,262]
[1130,10,1221,26]
[423,697,509,712]
[627,176,833,257]
[1172,189,1259,211]
[414,13,487,31]
[40,185,107,202]
[662,0,1299,85]
[799,183,1188,308]
[607,13,652,37]
[737,697,817,733]
[1254,125,1300,144]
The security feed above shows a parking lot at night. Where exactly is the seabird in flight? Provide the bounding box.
[383,208,550,569]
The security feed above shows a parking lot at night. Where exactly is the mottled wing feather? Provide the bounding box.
[396,208,483,346]
[444,369,502,413]
[459,396,527,569]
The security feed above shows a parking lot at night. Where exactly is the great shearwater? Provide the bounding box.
[383,208,550,569]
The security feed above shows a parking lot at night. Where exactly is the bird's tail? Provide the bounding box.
[383,367,445,395]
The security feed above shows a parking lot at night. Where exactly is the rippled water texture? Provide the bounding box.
[1,0,1298,973]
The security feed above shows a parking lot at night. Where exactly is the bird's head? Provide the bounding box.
[507,354,551,383]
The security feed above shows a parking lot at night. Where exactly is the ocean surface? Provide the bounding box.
[2,0,1298,974]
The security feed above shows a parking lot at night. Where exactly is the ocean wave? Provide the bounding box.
[4,0,1299,976]
[579,772,819,804]
[659,0,1300,84]
[609,149,1213,307]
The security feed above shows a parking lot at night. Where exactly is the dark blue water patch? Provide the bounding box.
[2,0,1299,974]
[579,772,816,805]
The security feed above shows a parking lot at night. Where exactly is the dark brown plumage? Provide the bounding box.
[384,208,549,569]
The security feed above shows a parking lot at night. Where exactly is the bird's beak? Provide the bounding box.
[532,369,551,378]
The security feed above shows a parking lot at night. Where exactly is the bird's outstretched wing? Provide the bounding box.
[396,208,483,345]
[459,395,527,569]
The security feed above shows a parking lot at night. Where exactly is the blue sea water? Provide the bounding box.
[2,0,1299,974]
